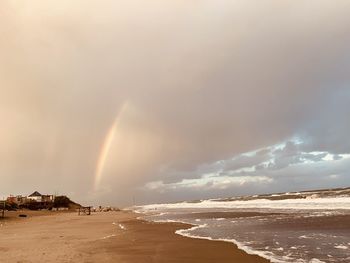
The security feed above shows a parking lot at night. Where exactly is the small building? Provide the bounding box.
[6,195,16,204]
[7,195,28,205]
[17,195,28,205]
[27,191,43,202]
[42,195,55,202]
[27,192,55,203]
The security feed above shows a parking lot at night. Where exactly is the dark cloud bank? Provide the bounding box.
[0,1,350,205]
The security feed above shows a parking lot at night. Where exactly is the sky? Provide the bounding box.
[1,1,350,206]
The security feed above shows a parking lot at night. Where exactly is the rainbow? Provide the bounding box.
[94,102,129,190]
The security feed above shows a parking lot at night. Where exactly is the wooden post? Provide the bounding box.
[0,200,5,218]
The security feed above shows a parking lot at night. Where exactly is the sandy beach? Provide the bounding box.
[0,210,268,263]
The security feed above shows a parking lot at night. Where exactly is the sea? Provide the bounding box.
[135,188,350,263]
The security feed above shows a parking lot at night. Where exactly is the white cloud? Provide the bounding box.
[142,139,350,200]
[144,175,273,193]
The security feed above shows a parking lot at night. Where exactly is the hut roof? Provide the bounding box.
[28,191,42,197]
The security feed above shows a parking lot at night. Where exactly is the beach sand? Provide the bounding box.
[0,210,269,263]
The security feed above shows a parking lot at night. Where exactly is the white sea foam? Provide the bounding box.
[309,259,325,263]
[153,219,183,223]
[157,212,168,216]
[334,245,348,250]
[137,197,350,211]
[147,216,328,263]
[299,235,312,239]
[101,234,116,240]
[118,224,126,230]
[142,213,333,263]
[134,195,349,263]
[175,224,208,236]
[175,224,291,263]
[112,222,126,230]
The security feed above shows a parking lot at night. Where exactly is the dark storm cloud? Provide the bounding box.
[299,89,350,155]
[0,1,350,205]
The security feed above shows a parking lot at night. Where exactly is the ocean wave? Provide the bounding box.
[136,197,350,211]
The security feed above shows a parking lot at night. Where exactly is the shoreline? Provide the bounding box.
[144,212,278,263]
[174,223,273,263]
[0,210,269,263]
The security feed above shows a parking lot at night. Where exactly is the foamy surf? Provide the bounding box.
[137,197,350,212]
[112,222,127,230]
[174,223,291,263]
[100,234,116,240]
[136,189,350,263]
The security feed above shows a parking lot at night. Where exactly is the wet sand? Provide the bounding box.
[0,210,269,263]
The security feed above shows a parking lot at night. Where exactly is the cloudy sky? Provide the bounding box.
[1,1,350,206]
